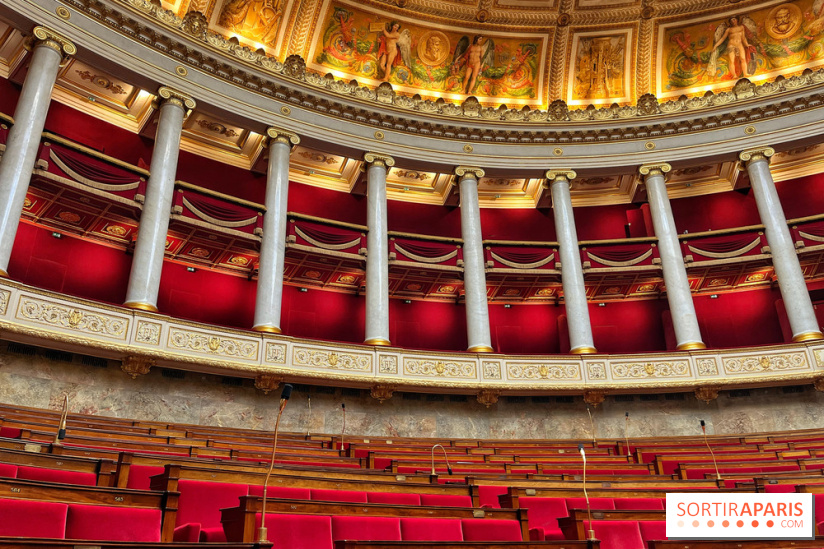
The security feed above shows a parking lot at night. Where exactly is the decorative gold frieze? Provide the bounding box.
[583,389,606,407]
[265,342,287,364]
[695,386,720,403]
[17,297,128,340]
[476,389,500,408]
[254,373,282,394]
[168,327,258,360]
[135,320,161,345]
[507,363,581,381]
[611,360,690,379]
[482,361,502,380]
[0,290,9,315]
[379,355,398,374]
[121,355,153,379]
[722,352,807,375]
[697,358,719,376]
[404,358,476,379]
[293,347,372,372]
[370,384,395,403]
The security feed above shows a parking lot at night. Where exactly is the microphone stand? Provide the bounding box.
[53,395,68,446]
[586,406,596,447]
[579,444,596,542]
[624,412,632,462]
[257,384,293,543]
[306,397,311,438]
[700,420,722,484]
[430,444,453,479]
[340,403,346,453]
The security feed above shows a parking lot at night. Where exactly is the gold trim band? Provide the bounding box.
[676,341,707,351]
[123,301,159,313]
[0,269,8,278]
[570,346,598,355]
[364,338,392,346]
[467,345,495,353]
[792,331,824,342]
[253,325,282,334]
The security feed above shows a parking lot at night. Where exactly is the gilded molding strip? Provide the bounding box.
[16,295,129,340]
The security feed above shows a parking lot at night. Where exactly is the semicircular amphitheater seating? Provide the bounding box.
[1,403,824,549]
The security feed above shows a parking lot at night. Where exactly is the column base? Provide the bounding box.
[467,345,495,353]
[570,346,598,355]
[364,338,391,346]
[676,341,707,351]
[252,325,282,334]
[123,301,159,313]
[792,331,824,343]
[0,269,8,278]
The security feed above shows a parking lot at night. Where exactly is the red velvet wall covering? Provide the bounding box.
[390,299,467,351]
[588,300,668,353]
[288,182,367,226]
[8,222,131,305]
[480,209,555,241]
[176,150,265,204]
[0,78,20,115]
[670,191,761,233]
[776,173,824,220]
[693,287,785,348]
[281,284,365,343]
[489,303,562,354]
[575,204,640,241]
[388,202,462,238]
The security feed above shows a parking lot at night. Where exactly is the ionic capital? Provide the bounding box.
[545,169,577,183]
[739,146,775,165]
[31,26,76,58]
[157,86,196,111]
[266,126,300,146]
[364,152,395,168]
[455,166,485,182]
[638,162,672,178]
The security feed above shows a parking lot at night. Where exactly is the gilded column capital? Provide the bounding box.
[739,146,775,165]
[157,86,197,111]
[638,163,672,178]
[545,169,577,183]
[266,126,300,146]
[455,166,485,182]
[31,26,76,58]
[363,152,395,168]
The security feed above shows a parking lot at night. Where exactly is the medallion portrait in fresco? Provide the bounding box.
[660,0,824,97]
[310,0,546,103]
[217,0,282,46]
[569,32,628,105]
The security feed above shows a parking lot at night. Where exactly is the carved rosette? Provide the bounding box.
[454,166,485,183]
[32,26,76,59]
[694,386,720,403]
[364,152,395,169]
[739,147,776,166]
[121,355,153,379]
[370,384,395,403]
[254,373,283,394]
[267,127,300,147]
[476,389,500,407]
[583,389,606,407]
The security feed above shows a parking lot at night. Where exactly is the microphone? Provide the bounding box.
[579,444,596,541]
[430,444,453,476]
[258,383,293,542]
[53,394,68,446]
[586,406,596,446]
[624,412,632,462]
[700,419,722,483]
[340,403,346,452]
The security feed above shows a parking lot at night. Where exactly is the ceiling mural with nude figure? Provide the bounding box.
[155,0,824,109]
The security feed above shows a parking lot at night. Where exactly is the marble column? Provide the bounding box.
[252,127,300,333]
[0,27,75,278]
[124,87,195,312]
[740,147,823,342]
[546,169,596,354]
[363,152,395,346]
[639,163,706,351]
[456,166,493,353]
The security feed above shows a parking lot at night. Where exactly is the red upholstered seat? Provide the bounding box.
[419,493,473,508]
[331,515,402,541]
[176,479,248,542]
[248,485,311,500]
[461,518,522,541]
[589,520,644,549]
[247,513,333,549]
[125,464,164,490]
[518,497,568,540]
[0,463,18,478]
[765,484,797,493]
[477,485,508,508]
[566,497,616,511]
[367,491,421,505]
[613,497,665,510]
[311,489,368,503]
[65,504,161,542]
[0,498,67,538]
[172,523,201,542]
[0,427,22,438]
[639,520,667,546]
[17,465,97,486]
[400,517,463,541]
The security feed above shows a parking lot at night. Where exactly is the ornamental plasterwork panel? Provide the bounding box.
[293,345,373,372]
[814,348,824,368]
[264,341,287,364]
[696,357,719,376]
[167,327,259,360]
[482,360,502,380]
[403,357,478,379]
[379,354,399,374]
[507,362,581,381]
[16,295,129,340]
[586,361,607,381]
[0,289,10,316]
[610,360,691,380]
[722,352,808,375]
[134,320,162,346]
